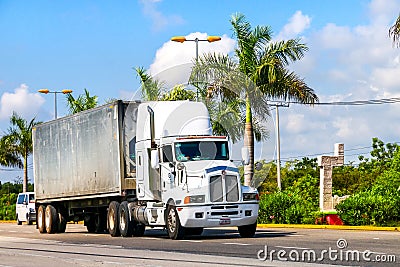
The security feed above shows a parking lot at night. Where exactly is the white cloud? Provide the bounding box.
[368,0,400,23]
[0,84,45,120]
[139,0,184,31]
[285,113,305,133]
[276,11,311,40]
[318,23,354,50]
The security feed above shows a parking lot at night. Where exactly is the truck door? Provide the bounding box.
[136,151,145,198]
[160,145,174,191]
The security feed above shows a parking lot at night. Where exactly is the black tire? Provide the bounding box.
[94,212,107,233]
[86,216,96,233]
[166,205,185,240]
[45,205,58,234]
[107,201,120,237]
[238,222,257,238]
[57,212,67,233]
[119,201,133,237]
[132,223,146,237]
[16,215,22,225]
[186,227,203,236]
[37,205,46,233]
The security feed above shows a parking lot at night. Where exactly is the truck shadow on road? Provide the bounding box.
[140,228,295,240]
[61,225,295,240]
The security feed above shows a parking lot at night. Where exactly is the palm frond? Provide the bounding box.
[389,13,400,48]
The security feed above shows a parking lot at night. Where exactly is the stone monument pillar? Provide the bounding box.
[317,143,344,211]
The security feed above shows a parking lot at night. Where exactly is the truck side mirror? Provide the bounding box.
[150,150,159,169]
[241,147,250,165]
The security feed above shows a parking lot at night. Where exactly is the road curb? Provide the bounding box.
[257,224,399,231]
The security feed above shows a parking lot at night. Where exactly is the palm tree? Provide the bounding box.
[2,113,39,192]
[0,137,22,168]
[135,67,164,101]
[389,13,400,47]
[161,84,196,101]
[66,89,98,114]
[191,13,318,186]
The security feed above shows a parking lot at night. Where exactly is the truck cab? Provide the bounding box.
[134,101,259,239]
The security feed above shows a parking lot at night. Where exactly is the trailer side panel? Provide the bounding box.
[33,103,124,201]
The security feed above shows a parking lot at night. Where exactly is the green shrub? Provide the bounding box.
[257,190,318,224]
[336,149,400,226]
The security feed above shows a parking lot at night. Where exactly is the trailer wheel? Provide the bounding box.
[166,205,185,240]
[94,213,107,233]
[57,212,67,233]
[37,205,46,233]
[45,205,58,234]
[107,201,120,237]
[238,222,257,238]
[132,223,146,237]
[119,201,133,237]
[86,216,96,233]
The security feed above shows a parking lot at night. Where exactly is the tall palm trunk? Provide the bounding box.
[23,150,28,193]
[244,96,254,186]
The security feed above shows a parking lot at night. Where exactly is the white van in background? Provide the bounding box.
[16,192,36,225]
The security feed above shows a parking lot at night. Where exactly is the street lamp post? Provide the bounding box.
[171,35,221,100]
[38,89,73,119]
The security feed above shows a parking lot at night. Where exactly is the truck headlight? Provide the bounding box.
[243,193,259,201]
[184,195,205,204]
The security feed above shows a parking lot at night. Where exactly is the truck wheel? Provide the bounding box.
[186,227,203,236]
[28,216,33,225]
[119,201,133,237]
[166,205,185,240]
[86,216,96,233]
[238,222,257,238]
[107,201,120,237]
[58,212,67,233]
[94,213,107,233]
[37,205,46,233]
[132,223,146,237]
[16,215,22,225]
[45,205,59,234]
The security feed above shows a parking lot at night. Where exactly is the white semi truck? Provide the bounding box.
[33,100,259,239]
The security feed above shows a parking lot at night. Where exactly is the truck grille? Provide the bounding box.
[210,175,239,203]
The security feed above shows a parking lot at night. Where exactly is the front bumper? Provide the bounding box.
[176,202,259,228]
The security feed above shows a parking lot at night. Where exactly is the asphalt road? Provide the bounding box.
[0,223,398,267]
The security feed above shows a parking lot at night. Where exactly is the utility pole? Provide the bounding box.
[269,102,289,190]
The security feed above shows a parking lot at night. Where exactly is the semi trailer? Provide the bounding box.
[33,100,259,239]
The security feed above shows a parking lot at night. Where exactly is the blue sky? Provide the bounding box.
[1,0,400,182]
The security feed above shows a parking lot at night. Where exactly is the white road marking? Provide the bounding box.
[373,237,380,240]
[178,240,203,243]
[222,242,251,246]
[276,245,311,250]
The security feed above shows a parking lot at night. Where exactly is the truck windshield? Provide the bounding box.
[174,141,229,161]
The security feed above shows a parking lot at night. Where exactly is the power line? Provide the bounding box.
[0,168,22,172]
[287,97,400,106]
[279,141,400,162]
